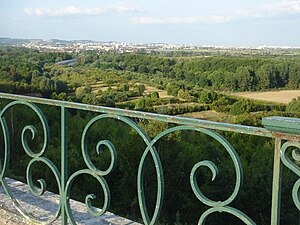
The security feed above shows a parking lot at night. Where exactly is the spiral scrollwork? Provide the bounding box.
[64,169,110,224]
[0,100,61,224]
[65,114,163,224]
[26,157,61,198]
[186,126,255,225]
[81,115,120,176]
[65,114,122,224]
[138,125,254,225]
[280,141,300,211]
[190,160,219,207]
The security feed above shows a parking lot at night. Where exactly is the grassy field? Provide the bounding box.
[90,80,173,99]
[144,85,173,98]
[232,90,300,104]
[179,110,235,123]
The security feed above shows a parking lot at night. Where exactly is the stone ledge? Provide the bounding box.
[0,207,28,224]
[0,178,141,225]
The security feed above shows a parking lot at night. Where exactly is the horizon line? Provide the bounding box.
[1,36,300,49]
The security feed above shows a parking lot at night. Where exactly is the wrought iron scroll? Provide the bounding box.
[0,102,122,224]
[280,141,300,211]
[0,101,61,224]
[64,114,161,225]
[137,125,255,225]
[64,114,119,224]
[188,126,255,225]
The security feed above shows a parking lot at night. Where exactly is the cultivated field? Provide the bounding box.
[180,110,235,123]
[90,81,173,99]
[232,90,300,104]
[144,85,173,98]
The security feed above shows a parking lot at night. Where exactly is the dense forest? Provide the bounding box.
[1,47,300,117]
[1,47,300,93]
[0,47,300,224]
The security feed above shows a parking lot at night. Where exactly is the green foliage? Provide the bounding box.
[211,96,237,113]
[177,89,191,101]
[136,84,146,95]
[1,47,300,114]
[105,98,116,107]
[82,94,98,105]
[166,83,180,96]
[229,99,254,115]
[154,103,210,115]
[2,48,300,224]
[198,90,218,104]
[235,66,256,91]
[150,91,159,100]
[75,85,92,99]
[288,63,300,89]
[286,96,300,112]
[0,47,72,96]
[51,92,72,101]
[117,83,129,91]
[134,97,153,111]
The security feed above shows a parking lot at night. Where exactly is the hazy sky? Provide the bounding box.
[0,0,300,46]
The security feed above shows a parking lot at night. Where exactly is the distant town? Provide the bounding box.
[1,37,300,56]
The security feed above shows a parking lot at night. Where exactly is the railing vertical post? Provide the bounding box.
[271,138,282,225]
[61,106,68,224]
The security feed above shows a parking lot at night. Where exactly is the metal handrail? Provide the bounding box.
[0,92,299,225]
[0,92,272,138]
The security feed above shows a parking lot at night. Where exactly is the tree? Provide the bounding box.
[235,67,253,91]
[211,96,236,112]
[51,92,70,101]
[275,63,289,87]
[134,97,153,111]
[136,84,146,95]
[208,70,228,90]
[105,98,116,107]
[195,72,209,87]
[229,99,254,115]
[82,93,98,105]
[224,72,238,91]
[256,64,277,90]
[198,90,218,104]
[117,83,129,92]
[150,91,159,100]
[177,89,191,101]
[286,96,300,112]
[54,80,68,93]
[75,85,92,99]
[137,65,149,73]
[288,63,300,89]
[166,83,180,96]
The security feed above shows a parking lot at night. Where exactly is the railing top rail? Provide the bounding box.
[0,92,272,138]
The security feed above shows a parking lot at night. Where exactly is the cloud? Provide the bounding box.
[131,15,234,25]
[131,0,300,26]
[130,6,265,26]
[24,3,141,16]
[263,0,300,15]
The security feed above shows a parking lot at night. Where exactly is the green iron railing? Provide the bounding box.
[0,92,299,224]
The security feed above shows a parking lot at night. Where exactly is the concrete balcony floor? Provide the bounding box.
[0,178,140,225]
